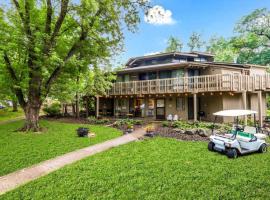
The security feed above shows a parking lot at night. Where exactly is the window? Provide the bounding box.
[194,57,206,62]
[176,97,185,111]
[147,99,155,116]
[159,70,172,79]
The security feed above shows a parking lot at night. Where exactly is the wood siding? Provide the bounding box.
[107,73,270,96]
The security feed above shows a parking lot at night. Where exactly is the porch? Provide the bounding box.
[107,73,270,96]
[96,90,266,127]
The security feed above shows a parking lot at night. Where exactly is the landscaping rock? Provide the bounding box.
[173,128,185,134]
[185,129,197,135]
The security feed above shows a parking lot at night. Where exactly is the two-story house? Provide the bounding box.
[96,52,270,126]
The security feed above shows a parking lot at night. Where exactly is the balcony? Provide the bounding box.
[107,73,270,96]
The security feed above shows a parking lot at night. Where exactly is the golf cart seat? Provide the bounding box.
[244,126,267,139]
[244,126,257,134]
[236,134,252,142]
[254,133,267,140]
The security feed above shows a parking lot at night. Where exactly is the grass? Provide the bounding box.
[1,137,270,200]
[0,120,122,176]
[0,108,24,122]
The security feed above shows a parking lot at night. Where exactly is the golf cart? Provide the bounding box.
[208,110,268,159]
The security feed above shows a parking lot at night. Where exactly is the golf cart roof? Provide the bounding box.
[213,110,257,117]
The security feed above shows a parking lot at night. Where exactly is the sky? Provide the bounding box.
[116,0,270,65]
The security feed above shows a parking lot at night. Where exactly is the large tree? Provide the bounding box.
[206,36,237,63]
[187,32,205,51]
[165,36,183,52]
[0,0,148,131]
[234,8,270,65]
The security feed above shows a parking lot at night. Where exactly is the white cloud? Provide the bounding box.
[144,5,176,25]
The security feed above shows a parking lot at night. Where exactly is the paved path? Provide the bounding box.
[0,129,145,195]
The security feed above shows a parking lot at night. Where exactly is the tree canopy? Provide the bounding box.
[165,36,183,52]
[0,0,148,131]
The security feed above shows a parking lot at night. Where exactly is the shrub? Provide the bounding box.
[162,121,170,127]
[88,116,109,124]
[43,103,61,117]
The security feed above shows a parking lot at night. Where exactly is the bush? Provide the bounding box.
[162,121,170,127]
[114,119,143,128]
[96,119,109,124]
[43,103,61,117]
[88,116,109,124]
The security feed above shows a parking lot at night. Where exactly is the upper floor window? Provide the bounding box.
[194,57,207,62]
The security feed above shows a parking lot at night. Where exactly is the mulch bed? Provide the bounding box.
[153,127,210,142]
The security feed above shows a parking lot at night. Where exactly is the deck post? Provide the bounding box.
[95,95,100,118]
[242,91,247,125]
[193,93,198,122]
[258,91,263,128]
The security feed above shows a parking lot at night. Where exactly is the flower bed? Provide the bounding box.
[151,121,231,141]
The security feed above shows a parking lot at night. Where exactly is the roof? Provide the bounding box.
[213,110,257,117]
[125,51,214,66]
[117,61,255,74]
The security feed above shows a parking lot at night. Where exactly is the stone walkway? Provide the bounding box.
[0,128,145,195]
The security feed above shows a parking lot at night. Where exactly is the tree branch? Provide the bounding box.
[44,0,69,55]
[44,7,103,95]
[45,0,52,35]
[3,52,26,108]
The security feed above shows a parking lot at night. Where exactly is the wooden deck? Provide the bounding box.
[107,73,270,96]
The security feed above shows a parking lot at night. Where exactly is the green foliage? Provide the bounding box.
[2,138,270,199]
[0,120,122,176]
[88,116,109,124]
[163,120,230,132]
[43,103,62,117]
[165,36,183,52]
[187,32,205,51]
[0,0,149,125]
[114,118,142,127]
[207,36,237,62]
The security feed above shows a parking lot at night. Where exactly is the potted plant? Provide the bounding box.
[145,124,155,137]
[127,123,134,133]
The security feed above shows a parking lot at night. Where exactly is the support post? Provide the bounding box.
[258,91,263,128]
[242,90,247,125]
[96,96,99,118]
[193,93,197,122]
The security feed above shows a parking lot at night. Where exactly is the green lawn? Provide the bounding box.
[0,108,24,122]
[0,120,121,176]
[1,138,270,200]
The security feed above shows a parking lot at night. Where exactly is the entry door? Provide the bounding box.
[156,99,165,119]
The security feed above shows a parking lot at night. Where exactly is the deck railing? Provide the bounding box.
[107,73,270,95]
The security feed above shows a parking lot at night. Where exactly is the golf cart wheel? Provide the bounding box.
[208,142,215,151]
[259,144,267,153]
[227,149,238,159]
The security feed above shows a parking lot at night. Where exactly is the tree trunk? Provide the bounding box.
[75,76,80,118]
[12,100,18,112]
[85,97,89,118]
[75,93,80,118]
[64,104,68,116]
[21,104,41,132]
[72,103,76,116]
